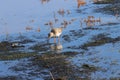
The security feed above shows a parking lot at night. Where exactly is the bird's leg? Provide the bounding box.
[54,37,56,43]
[58,36,60,44]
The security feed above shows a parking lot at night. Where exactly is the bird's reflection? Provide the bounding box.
[50,42,63,53]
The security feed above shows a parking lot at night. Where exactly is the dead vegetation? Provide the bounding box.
[29,51,97,80]
[0,76,21,80]
[84,16,101,27]
[67,33,120,50]
[62,29,84,42]
[81,34,120,50]
[29,43,49,52]
[40,0,50,4]
[93,0,114,4]
[0,52,36,60]
[100,22,120,26]
[94,0,120,16]
[77,0,86,8]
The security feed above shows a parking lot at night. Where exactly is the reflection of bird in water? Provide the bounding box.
[48,27,64,43]
[50,43,63,52]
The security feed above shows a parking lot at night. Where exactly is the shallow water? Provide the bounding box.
[1,0,120,79]
[0,0,76,34]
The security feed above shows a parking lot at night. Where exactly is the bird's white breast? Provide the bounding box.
[56,32,62,37]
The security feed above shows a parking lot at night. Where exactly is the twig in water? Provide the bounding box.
[49,71,55,80]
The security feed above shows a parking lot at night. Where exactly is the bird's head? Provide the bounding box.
[47,32,54,43]
[48,32,54,39]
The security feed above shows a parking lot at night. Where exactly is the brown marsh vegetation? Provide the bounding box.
[0,0,120,80]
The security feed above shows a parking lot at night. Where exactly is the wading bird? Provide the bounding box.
[48,27,64,43]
